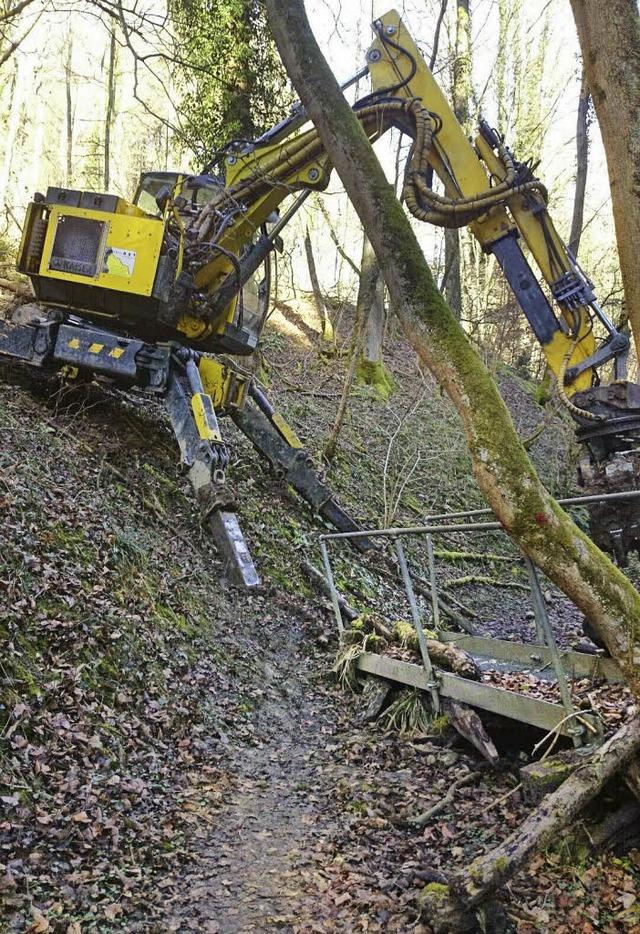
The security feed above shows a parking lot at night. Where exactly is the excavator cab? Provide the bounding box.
[133,171,224,216]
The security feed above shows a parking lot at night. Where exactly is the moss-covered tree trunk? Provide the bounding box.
[570,0,640,353]
[356,235,393,397]
[264,0,640,697]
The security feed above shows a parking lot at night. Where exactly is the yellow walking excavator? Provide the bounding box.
[2,10,638,583]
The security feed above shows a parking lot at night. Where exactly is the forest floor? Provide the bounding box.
[1,295,640,933]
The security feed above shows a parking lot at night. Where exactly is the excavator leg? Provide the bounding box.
[0,309,261,587]
[229,383,369,543]
[0,308,366,583]
[166,349,260,588]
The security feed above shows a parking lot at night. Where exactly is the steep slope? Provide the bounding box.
[3,304,635,933]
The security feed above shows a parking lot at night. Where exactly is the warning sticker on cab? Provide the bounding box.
[103,247,136,277]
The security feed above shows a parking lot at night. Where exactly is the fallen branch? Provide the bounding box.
[455,715,640,904]
[413,770,481,825]
[393,622,481,680]
[0,276,32,297]
[379,555,478,633]
[302,559,359,622]
[420,713,640,931]
[434,549,514,563]
[443,575,530,592]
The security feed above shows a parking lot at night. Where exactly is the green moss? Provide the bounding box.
[429,714,450,736]
[348,800,368,815]
[366,634,387,652]
[355,359,395,399]
[422,881,450,903]
[534,369,553,406]
[493,856,509,875]
[392,620,438,651]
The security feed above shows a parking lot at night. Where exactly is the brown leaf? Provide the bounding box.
[26,909,50,933]
[71,811,91,823]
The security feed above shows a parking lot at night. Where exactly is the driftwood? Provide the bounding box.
[420,713,640,932]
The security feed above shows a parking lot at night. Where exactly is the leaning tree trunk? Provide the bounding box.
[263,0,640,698]
[304,225,334,344]
[570,0,640,354]
[568,68,591,258]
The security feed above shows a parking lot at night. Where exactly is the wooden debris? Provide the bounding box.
[625,756,640,802]
[412,770,481,825]
[426,640,481,681]
[586,800,640,851]
[393,621,482,680]
[302,560,359,622]
[359,676,393,723]
[0,277,32,297]
[442,698,499,765]
[420,714,640,931]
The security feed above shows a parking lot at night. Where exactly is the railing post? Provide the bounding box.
[425,530,441,631]
[523,556,584,747]
[394,535,440,714]
[320,539,344,634]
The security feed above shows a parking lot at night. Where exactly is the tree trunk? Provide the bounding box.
[568,68,591,257]
[263,0,640,698]
[323,299,365,462]
[443,228,462,320]
[304,225,334,344]
[570,0,640,353]
[65,33,74,188]
[442,0,472,322]
[355,235,393,396]
[104,29,117,191]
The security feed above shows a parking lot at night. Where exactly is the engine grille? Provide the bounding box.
[48,215,107,278]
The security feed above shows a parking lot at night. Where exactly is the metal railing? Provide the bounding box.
[319,490,640,747]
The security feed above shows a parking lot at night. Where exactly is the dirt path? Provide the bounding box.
[163,632,353,933]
